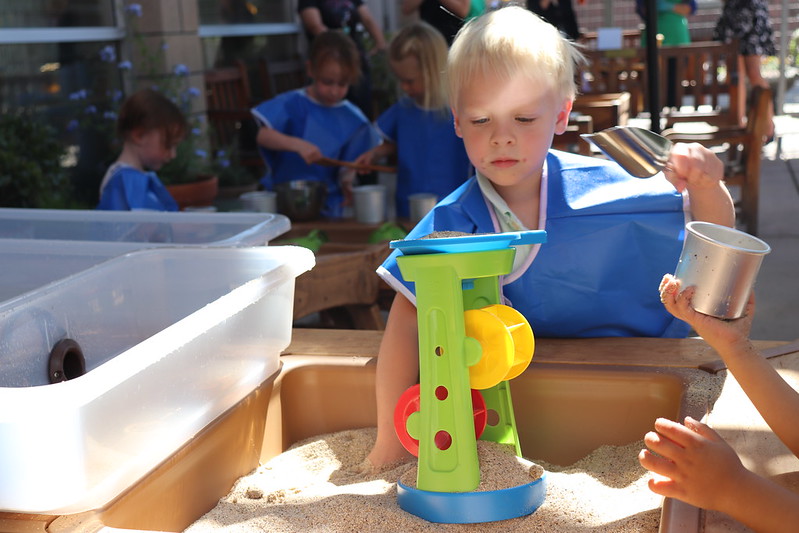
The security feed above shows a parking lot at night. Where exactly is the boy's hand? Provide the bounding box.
[340,170,356,206]
[664,142,724,194]
[296,139,323,165]
[639,417,749,511]
[354,150,376,175]
[659,274,754,352]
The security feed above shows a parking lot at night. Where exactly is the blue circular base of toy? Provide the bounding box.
[396,473,546,524]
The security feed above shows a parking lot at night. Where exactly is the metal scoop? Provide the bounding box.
[581,126,673,178]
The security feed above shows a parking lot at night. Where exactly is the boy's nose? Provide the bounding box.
[491,124,515,146]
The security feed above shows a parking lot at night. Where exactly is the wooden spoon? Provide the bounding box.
[316,156,396,174]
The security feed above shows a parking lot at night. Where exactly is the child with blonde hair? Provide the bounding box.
[355,22,470,219]
[252,30,379,217]
[97,88,186,211]
[365,6,735,469]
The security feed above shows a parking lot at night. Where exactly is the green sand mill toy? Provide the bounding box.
[390,231,548,523]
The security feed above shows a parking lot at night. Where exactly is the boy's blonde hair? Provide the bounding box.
[447,6,584,109]
[389,21,449,111]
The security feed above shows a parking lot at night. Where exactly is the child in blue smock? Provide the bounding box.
[354,22,471,219]
[251,30,379,218]
[365,6,736,470]
[97,88,185,211]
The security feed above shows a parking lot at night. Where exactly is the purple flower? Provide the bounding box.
[173,64,189,76]
[99,45,116,63]
[195,149,208,159]
[219,158,231,168]
[103,111,117,120]
[215,149,227,158]
[66,119,79,132]
[125,3,142,17]
[191,127,202,137]
[117,60,132,70]
[84,105,98,114]
[69,89,88,100]
[186,87,201,98]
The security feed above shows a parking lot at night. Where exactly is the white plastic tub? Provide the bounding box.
[0,208,290,248]
[0,240,124,303]
[0,246,314,514]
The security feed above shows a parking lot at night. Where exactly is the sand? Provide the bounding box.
[185,368,723,532]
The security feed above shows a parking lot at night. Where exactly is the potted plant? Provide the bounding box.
[0,113,75,208]
[212,144,260,199]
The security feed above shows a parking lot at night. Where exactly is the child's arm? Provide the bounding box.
[665,142,735,227]
[356,5,387,52]
[354,141,396,168]
[256,126,323,164]
[401,0,470,18]
[639,416,799,533]
[366,293,419,469]
[660,274,799,457]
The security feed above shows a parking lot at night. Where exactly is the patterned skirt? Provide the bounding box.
[713,0,776,57]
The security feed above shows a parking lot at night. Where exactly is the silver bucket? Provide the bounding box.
[674,222,771,319]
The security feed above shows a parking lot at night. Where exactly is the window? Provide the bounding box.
[0,0,124,206]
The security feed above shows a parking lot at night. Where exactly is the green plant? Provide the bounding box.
[212,144,259,188]
[0,113,74,208]
[68,2,211,187]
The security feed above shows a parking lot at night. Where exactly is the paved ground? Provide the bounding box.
[749,134,799,341]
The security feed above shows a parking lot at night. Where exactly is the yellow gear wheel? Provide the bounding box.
[463,307,514,389]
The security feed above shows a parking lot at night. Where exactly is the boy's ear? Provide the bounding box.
[452,108,464,138]
[129,128,147,144]
[553,98,574,135]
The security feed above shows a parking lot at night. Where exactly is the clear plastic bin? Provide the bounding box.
[0,208,290,248]
[0,246,314,514]
[0,240,124,303]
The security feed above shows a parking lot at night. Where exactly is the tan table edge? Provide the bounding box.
[285,329,791,370]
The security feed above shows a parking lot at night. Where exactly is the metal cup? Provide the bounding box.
[353,185,386,224]
[239,191,277,213]
[408,193,438,224]
[674,221,771,319]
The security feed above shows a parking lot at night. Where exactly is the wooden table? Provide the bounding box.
[279,218,398,329]
[572,91,631,133]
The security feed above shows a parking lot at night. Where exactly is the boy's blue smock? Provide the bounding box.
[376,97,471,218]
[97,166,178,211]
[378,150,691,338]
[252,89,379,218]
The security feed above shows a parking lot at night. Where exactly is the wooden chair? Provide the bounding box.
[258,57,307,100]
[663,86,772,235]
[580,29,643,50]
[659,40,745,129]
[204,60,262,173]
[580,49,647,116]
[552,114,593,155]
